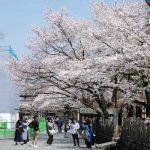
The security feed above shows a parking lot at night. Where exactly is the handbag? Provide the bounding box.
[81,130,86,140]
[49,129,55,135]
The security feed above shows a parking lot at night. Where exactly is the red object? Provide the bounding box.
[145,0,150,6]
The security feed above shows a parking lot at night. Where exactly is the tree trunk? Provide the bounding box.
[99,101,109,119]
[112,75,118,108]
[95,117,102,144]
[98,93,109,119]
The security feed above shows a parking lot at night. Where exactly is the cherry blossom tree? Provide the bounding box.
[9,1,150,117]
[91,1,150,115]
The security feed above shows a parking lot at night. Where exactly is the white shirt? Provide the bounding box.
[69,122,80,134]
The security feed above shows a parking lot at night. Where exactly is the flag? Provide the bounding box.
[9,47,18,60]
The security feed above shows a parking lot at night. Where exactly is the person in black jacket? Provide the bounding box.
[57,117,63,133]
[29,115,39,147]
[14,119,24,145]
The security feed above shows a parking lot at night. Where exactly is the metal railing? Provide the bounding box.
[0,119,47,139]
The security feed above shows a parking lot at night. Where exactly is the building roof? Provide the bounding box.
[79,107,97,115]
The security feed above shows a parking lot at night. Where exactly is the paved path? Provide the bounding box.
[0,132,96,150]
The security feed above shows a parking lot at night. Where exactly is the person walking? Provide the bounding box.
[29,115,39,148]
[57,117,63,133]
[64,122,70,138]
[82,118,93,148]
[69,118,80,147]
[14,119,24,145]
[46,118,55,145]
[22,118,29,144]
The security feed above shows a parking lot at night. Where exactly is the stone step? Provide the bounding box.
[95,141,116,149]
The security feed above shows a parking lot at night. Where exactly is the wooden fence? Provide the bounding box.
[96,117,150,149]
[0,119,46,139]
[96,118,115,144]
[117,118,150,150]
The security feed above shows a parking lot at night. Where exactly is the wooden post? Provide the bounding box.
[77,110,80,121]
[113,108,119,141]
[133,105,136,119]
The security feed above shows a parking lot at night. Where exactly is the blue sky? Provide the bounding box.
[0,0,140,57]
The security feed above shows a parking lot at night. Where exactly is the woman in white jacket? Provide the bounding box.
[22,118,29,144]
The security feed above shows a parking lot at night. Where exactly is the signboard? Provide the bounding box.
[145,0,150,6]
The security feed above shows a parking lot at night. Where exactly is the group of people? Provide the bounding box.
[14,118,29,145]
[14,115,39,147]
[68,118,95,148]
[47,117,95,148]
[14,115,96,148]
